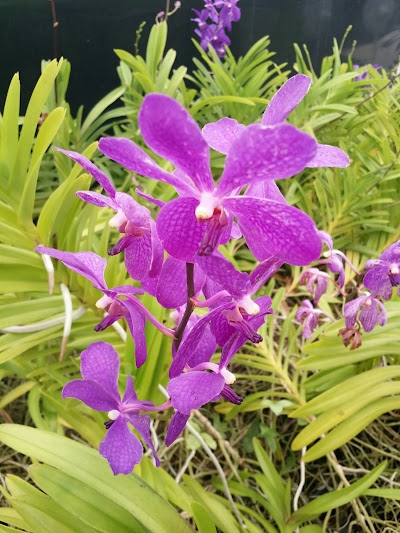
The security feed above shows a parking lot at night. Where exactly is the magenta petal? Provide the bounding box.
[363,267,393,300]
[359,303,378,332]
[156,197,206,262]
[156,257,205,309]
[210,310,236,346]
[35,247,107,291]
[307,144,350,168]
[223,197,322,266]
[167,371,225,414]
[119,300,147,367]
[62,379,117,411]
[115,192,151,227]
[245,181,286,204]
[261,74,311,126]
[202,117,246,155]
[123,235,152,281]
[135,188,165,208]
[195,254,251,298]
[99,416,142,475]
[165,412,189,446]
[99,137,193,194]
[250,256,284,293]
[217,123,317,195]
[126,413,160,467]
[80,342,120,401]
[56,148,116,198]
[139,94,213,192]
[122,375,138,403]
[344,297,363,329]
[187,324,217,367]
[149,222,164,278]
[76,191,117,209]
[108,235,138,256]
[170,303,231,377]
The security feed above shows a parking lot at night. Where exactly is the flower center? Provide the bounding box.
[96,295,114,309]
[107,409,120,420]
[236,295,260,315]
[195,192,219,220]
[109,209,128,232]
[198,208,228,256]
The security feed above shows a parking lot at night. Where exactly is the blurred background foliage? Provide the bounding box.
[1,20,400,533]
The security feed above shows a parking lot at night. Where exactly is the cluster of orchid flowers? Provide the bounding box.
[192,0,241,57]
[296,230,400,348]
[35,74,396,476]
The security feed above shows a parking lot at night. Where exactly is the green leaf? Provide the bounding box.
[18,106,66,225]
[0,73,20,185]
[29,464,146,533]
[191,501,217,533]
[9,60,62,198]
[287,462,387,526]
[0,424,191,533]
[0,381,36,409]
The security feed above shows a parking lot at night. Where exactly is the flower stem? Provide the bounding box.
[174,263,195,351]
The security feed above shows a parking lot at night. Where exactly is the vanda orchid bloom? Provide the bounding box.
[35,247,174,367]
[63,342,161,474]
[98,82,345,266]
[55,148,163,283]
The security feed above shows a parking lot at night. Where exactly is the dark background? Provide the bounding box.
[1,0,400,113]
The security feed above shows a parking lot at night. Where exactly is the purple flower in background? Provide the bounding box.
[56,148,163,283]
[99,93,324,267]
[62,342,160,474]
[344,293,387,333]
[318,231,360,288]
[296,300,320,339]
[363,240,400,300]
[353,63,383,82]
[35,247,174,367]
[299,267,331,304]
[192,0,241,57]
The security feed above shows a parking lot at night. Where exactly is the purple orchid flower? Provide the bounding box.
[202,74,350,169]
[296,299,334,339]
[299,267,331,304]
[344,293,387,333]
[168,255,281,378]
[35,246,174,367]
[318,231,360,288]
[62,342,160,474]
[165,356,242,446]
[99,94,323,267]
[56,148,163,283]
[363,240,400,300]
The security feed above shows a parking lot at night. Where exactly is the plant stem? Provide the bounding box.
[174,263,195,351]
[49,0,59,59]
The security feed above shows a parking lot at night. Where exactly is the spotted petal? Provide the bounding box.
[139,94,213,192]
[195,254,251,298]
[156,257,205,309]
[35,247,107,291]
[80,342,120,401]
[99,416,143,475]
[167,371,225,414]
[56,148,116,198]
[62,379,118,411]
[307,144,350,168]
[99,137,194,194]
[217,123,317,195]
[223,196,322,266]
[156,197,206,262]
[165,411,190,446]
[202,117,246,155]
[261,74,311,126]
[126,413,160,467]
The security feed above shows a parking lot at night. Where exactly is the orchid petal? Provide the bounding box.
[123,234,153,281]
[139,94,213,192]
[170,303,231,377]
[156,197,206,262]
[156,257,205,309]
[223,197,322,266]
[195,254,251,298]
[359,302,378,332]
[245,181,286,203]
[261,74,311,126]
[80,342,120,401]
[307,144,350,168]
[363,267,393,301]
[167,371,225,414]
[99,137,193,194]
[99,416,142,475]
[119,300,147,367]
[135,188,165,209]
[35,246,107,291]
[76,191,117,209]
[202,117,246,155]
[217,123,317,195]
[165,411,189,446]
[62,379,117,411]
[56,148,116,198]
[249,257,284,293]
[126,413,160,467]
